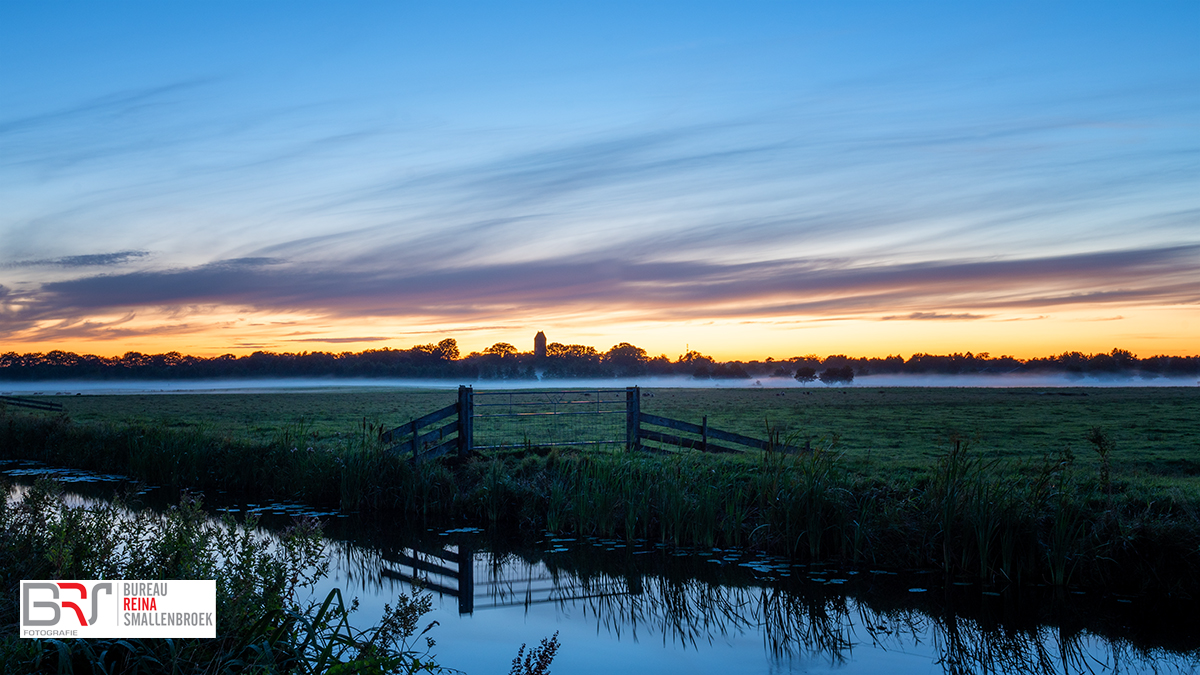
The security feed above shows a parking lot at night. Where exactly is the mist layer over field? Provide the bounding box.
[1,373,1194,395]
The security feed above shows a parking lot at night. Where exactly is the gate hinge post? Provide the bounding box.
[458,385,474,457]
[626,386,641,452]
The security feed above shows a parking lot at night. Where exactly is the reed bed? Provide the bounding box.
[0,478,451,674]
[3,409,1199,596]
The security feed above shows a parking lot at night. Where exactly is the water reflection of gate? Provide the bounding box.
[381,545,475,614]
[333,540,1200,672]
[377,548,861,653]
[376,545,865,656]
[379,545,636,616]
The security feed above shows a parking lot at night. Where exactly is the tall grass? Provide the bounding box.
[3,409,1199,594]
[0,478,449,674]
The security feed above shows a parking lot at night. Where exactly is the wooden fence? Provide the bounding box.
[379,386,471,462]
[380,385,799,461]
[0,395,64,412]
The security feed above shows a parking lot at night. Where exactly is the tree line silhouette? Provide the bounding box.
[1,342,1196,383]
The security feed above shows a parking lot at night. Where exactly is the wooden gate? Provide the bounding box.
[381,386,798,461]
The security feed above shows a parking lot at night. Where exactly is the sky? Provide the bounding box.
[1,2,1197,361]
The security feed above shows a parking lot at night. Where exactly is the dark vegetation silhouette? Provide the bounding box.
[817,365,855,385]
[0,343,1196,381]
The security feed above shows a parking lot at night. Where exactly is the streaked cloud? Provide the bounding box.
[4,250,149,268]
[1,244,1190,343]
[882,313,989,321]
[288,336,391,344]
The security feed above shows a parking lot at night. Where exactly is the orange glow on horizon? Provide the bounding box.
[3,304,1195,362]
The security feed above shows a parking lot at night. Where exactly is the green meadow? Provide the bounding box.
[4,385,1200,595]
[51,385,1200,481]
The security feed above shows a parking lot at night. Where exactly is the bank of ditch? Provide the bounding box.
[3,408,1199,598]
[0,477,463,674]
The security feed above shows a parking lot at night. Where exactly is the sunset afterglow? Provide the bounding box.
[2,3,1196,361]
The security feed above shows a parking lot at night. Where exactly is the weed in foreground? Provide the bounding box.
[0,479,560,674]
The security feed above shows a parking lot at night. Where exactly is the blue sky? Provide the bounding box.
[1,2,1197,358]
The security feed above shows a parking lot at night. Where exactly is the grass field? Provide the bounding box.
[5,385,1200,594]
[44,386,1200,480]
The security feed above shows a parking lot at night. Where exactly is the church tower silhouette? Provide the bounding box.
[534,331,547,358]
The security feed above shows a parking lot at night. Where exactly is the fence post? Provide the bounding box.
[701,415,708,453]
[457,385,473,457]
[626,386,641,451]
[409,418,419,460]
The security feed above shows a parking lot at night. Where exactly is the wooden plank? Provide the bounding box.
[387,423,455,456]
[380,569,460,597]
[0,395,64,411]
[382,402,458,444]
[382,551,460,576]
[639,412,702,435]
[414,438,457,462]
[638,429,741,454]
[703,426,772,451]
[415,420,457,449]
[640,412,771,450]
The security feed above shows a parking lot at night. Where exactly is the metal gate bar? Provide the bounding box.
[471,388,630,450]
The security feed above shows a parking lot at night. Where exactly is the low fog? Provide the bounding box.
[1,373,1194,396]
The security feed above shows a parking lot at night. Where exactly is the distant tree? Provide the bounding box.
[710,362,750,379]
[1056,351,1088,373]
[794,366,817,383]
[819,365,854,385]
[557,344,599,359]
[1087,352,1119,372]
[121,352,149,368]
[603,343,648,376]
[484,343,518,357]
[821,354,853,368]
[43,350,80,367]
[647,354,673,375]
[1,343,1191,382]
[435,338,459,360]
[1109,348,1136,369]
[537,342,603,378]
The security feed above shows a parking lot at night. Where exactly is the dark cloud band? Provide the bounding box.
[4,250,149,268]
[1,243,1191,343]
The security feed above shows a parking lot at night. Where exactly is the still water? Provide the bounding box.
[314,522,1198,675]
[5,462,1199,674]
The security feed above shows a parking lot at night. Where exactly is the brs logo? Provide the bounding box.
[22,582,113,627]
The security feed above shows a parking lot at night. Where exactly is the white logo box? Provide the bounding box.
[21,580,216,639]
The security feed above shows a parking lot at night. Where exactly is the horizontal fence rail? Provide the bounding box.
[0,395,64,412]
[382,399,463,461]
[637,411,801,454]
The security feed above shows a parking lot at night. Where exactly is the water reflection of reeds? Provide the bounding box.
[8,462,1195,675]
[321,535,1200,674]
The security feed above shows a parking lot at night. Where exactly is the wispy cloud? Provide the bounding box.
[4,250,149,268]
[881,312,989,321]
[288,337,391,343]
